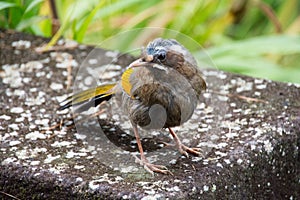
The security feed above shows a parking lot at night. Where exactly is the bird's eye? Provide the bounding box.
[156,51,166,61]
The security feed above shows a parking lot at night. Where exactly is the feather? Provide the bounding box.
[58,83,115,110]
[121,68,134,97]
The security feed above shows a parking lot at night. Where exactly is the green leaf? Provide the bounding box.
[206,35,300,58]
[16,16,46,31]
[93,0,143,19]
[199,35,300,83]
[75,1,105,42]
[0,2,17,10]
[24,0,44,14]
[64,0,98,22]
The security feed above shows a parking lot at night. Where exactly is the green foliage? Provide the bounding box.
[199,35,300,83]
[0,0,299,83]
[0,0,51,36]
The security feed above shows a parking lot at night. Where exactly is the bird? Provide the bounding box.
[59,38,207,175]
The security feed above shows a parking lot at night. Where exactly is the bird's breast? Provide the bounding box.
[119,66,198,129]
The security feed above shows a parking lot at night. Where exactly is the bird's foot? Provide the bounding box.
[161,141,202,158]
[177,143,203,158]
[134,155,173,175]
[167,128,203,158]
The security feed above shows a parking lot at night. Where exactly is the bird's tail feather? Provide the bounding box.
[58,83,116,112]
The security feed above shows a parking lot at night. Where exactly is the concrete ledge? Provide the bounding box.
[0,29,299,199]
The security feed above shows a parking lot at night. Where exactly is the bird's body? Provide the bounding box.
[59,38,206,174]
[119,65,198,129]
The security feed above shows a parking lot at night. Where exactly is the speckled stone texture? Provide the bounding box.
[0,29,299,199]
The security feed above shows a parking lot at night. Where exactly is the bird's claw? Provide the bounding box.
[162,142,203,157]
[178,144,203,157]
[134,155,173,175]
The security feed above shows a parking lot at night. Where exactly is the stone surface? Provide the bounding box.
[0,29,299,199]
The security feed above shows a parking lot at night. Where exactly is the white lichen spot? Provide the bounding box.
[8,124,19,130]
[29,124,36,129]
[9,140,21,146]
[2,64,23,88]
[232,108,242,113]
[225,132,238,139]
[74,133,87,140]
[216,142,228,149]
[219,74,227,79]
[0,133,9,142]
[115,176,123,182]
[215,151,227,157]
[35,119,50,126]
[53,130,67,137]
[253,127,264,138]
[0,115,11,120]
[169,159,177,164]
[263,140,273,154]
[143,190,155,196]
[237,158,243,165]
[30,160,40,166]
[88,59,98,65]
[50,82,63,90]
[217,95,228,101]
[216,163,223,168]
[12,40,31,49]
[23,61,43,72]
[74,165,85,170]
[11,107,24,114]
[65,151,77,158]
[119,165,139,173]
[76,177,83,183]
[210,134,219,140]
[105,51,119,58]
[23,77,32,83]
[203,185,209,192]
[25,131,46,140]
[36,71,46,77]
[15,149,29,159]
[236,82,253,93]
[256,84,267,89]
[2,157,17,165]
[51,141,72,148]
[44,154,61,164]
[192,157,202,162]
[166,185,181,192]
[65,150,86,158]
[230,103,236,107]
[15,117,24,122]
[84,76,94,86]
[13,89,26,97]
[89,174,119,190]
[48,167,61,174]
[33,147,47,154]
[224,159,231,164]
[100,70,122,80]
[254,91,261,96]
[211,184,217,192]
[10,131,18,137]
[203,93,211,98]
[254,79,264,84]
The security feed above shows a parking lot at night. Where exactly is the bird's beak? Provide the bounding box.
[144,54,154,62]
[128,55,154,68]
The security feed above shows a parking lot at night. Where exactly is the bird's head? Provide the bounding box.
[128,38,198,70]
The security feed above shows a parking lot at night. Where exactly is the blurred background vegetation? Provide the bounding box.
[1,0,300,83]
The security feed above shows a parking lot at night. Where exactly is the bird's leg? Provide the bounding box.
[168,127,202,157]
[132,123,172,175]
